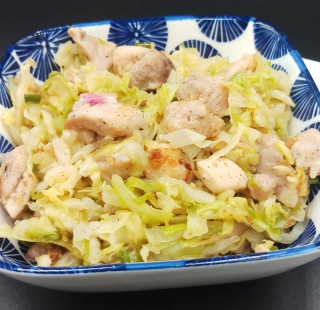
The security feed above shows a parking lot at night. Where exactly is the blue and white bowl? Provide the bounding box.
[1,15,320,292]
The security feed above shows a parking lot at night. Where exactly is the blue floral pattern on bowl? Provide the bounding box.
[291,70,320,121]
[108,17,168,50]
[172,40,221,58]
[1,15,320,277]
[196,15,250,42]
[253,20,292,60]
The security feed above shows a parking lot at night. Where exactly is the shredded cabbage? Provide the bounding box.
[0,29,311,266]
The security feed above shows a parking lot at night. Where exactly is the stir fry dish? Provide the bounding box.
[0,27,319,266]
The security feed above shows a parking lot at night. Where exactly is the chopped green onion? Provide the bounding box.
[118,249,143,263]
[24,94,41,103]
[134,42,153,49]
[309,178,319,185]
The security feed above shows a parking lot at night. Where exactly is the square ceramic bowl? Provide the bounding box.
[0,15,320,292]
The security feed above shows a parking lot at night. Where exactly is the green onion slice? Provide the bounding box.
[24,94,41,103]
[134,42,153,49]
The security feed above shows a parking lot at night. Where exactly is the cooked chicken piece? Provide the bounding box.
[113,45,150,76]
[176,72,229,116]
[225,53,256,79]
[129,49,175,91]
[25,242,64,265]
[68,27,116,71]
[285,128,320,178]
[144,143,195,183]
[255,134,299,207]
[113,46,174,91]
[65,93,145,138]
[25,243,50,262]
[256,134,283,176]
[232,221,250,236]
[275,176,299,208]
[197,157,247,194]
[162,100,224,138]
[232,221,250,254]
[248,173,276,201]
[0,146,37,219]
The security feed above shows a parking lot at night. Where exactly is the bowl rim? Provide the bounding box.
[0,14,319,275]
[1,241,320,274]
[0,14,302,65]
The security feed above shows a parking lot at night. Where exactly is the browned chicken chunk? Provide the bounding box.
[225,53,257,79]
[162,100,224,138]
[143,143,195,183]
[286,128,320,178]
[255,133,306,207]
[68,27,116,71]
[0,146,37,219]
[64,93,145,138]
[176,72,229,116]
[113,46,174,91]
[197,157,248,194]
[25,242,64,265]
[248,173,277,201]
